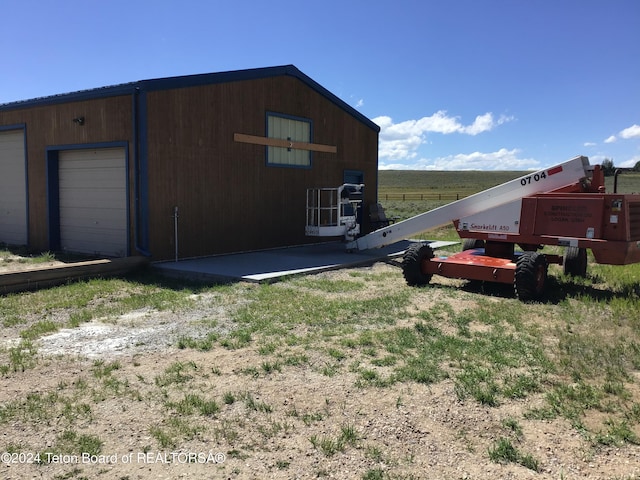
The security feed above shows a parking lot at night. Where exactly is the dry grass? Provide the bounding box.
[0,258,639,479]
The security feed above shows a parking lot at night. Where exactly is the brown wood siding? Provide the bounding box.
[145,76,378,260]
[0,96,134,252]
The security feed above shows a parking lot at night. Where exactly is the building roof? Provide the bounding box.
[0,65,379,132]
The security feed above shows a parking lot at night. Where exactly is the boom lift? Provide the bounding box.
[305,156,640,300]
[305,184,365,242]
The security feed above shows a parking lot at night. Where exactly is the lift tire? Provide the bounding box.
[402,243,434,286]
[514,251,548,301]
[563,247,587,277]
[462,238,485,251]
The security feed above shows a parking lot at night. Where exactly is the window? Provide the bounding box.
[267,113,312,167]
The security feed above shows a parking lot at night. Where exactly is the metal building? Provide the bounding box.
[0,65,380,260]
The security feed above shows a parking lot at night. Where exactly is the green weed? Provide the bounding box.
[150,425,175,449]
[212,419,240,444]
[261,360,282,374]
[91,360,121,378]
[455,365,500,406]
[502,418,523,438]
[150,417,204,448]
[176,332,219,351]
[223,392,236,405]
[40,430,102,461]
[301,412,324,426]
[20,320,58,340]
[309,424,359,456]
[154,361,198,387]
[365,444,384,462]
[594,419,640,446]
[488,437,539,471]
[6,340,38,372]
[167,394,219,417]
[362,468,385,480]
[544,381,604,425]
[68,309,92,328]
[240,392,273,413]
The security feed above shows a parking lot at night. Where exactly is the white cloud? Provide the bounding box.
[378,136,423,161]
[374,111,514,162]
[583,142,597,147]
[462,112,494,135]
[620,124,640,139]
[619,156,640,168]
[589,154,607,165]
[375,111,512,138]
[349,93,364,109]
[585,154,639,169]
[462,113,515,135]
[379,148,540,171]
[599,124,639,147]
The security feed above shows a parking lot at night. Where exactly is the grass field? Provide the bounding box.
[378,169,640,198]
[378,169,640,225]
[378,170,524,198]
[0,168,639,479]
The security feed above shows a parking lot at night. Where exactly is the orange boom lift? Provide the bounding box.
[306,156,640,300]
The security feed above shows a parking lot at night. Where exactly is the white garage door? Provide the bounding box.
[0,129,28,246]
[59,147,128,257]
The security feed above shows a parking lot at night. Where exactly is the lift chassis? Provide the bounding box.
[307,156,640,300]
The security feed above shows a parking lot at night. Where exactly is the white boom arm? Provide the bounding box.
[347,156,593,251]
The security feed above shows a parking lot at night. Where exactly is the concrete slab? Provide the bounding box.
[152,240,458,283]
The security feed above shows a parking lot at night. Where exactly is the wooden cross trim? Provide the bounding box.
[234,133,337,154]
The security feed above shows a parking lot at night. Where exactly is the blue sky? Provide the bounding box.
[1,0,638,171]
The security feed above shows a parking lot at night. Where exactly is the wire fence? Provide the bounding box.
[380,192,468,201]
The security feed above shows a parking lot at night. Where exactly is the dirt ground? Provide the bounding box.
[1,260,639,479]
[0,254,63,272]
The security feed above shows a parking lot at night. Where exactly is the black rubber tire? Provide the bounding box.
[563,247,587,277]
[462,238,485,251]
[514,251,548,301]
[402,243,434,286]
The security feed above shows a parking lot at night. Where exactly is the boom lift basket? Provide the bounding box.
[305,184,364,241]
